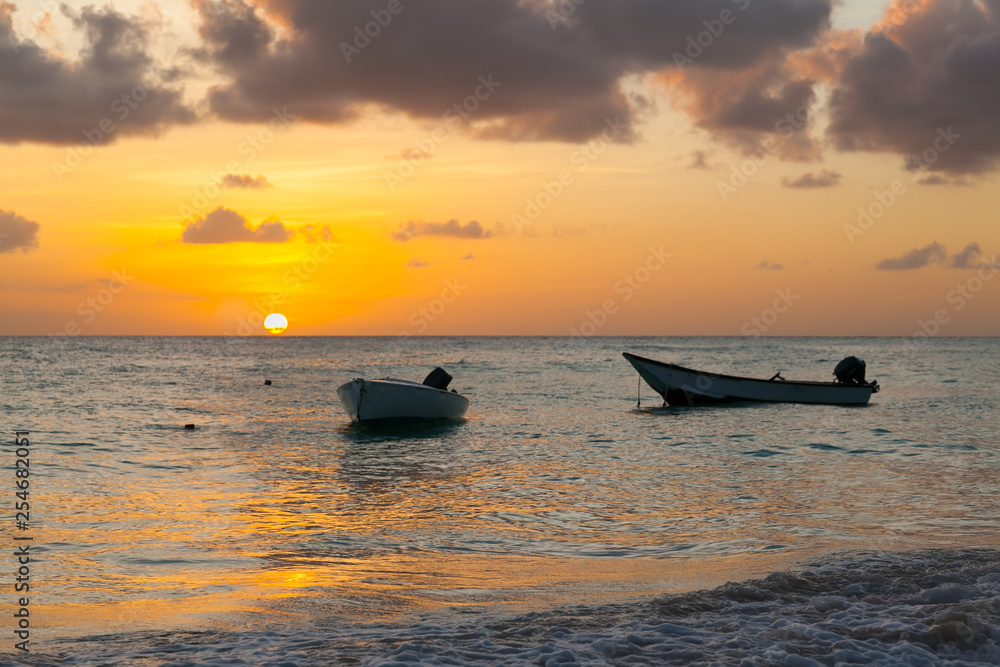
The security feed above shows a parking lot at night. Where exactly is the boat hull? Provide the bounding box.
[337,378,470,423]
[623,353,876,406]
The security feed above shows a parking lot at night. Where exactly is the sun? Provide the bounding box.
[264,313,288,336]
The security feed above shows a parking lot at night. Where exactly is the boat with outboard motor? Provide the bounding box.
[337,367,470,423]
[623,353,879,406]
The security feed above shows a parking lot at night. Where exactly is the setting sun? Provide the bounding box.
[264,313,288,335]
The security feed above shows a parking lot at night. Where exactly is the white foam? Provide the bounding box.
[49,549,1000,666]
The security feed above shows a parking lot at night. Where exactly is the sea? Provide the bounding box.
[1,336,999,666]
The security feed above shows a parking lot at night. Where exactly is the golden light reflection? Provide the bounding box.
[254,569,320,593]
[37,426,1000,638]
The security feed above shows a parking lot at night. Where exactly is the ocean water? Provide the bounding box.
[1,336,999,665]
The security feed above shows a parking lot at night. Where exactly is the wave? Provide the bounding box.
[41,548,1000,666]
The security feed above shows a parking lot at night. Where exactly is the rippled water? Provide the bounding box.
[1,336,998,664]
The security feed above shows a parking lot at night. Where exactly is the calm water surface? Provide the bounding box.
[1,336,998,664]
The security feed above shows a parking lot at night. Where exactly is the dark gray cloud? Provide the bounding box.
[0,4,194,145]
[195,0,833,143]
[781,169,841,188]
[755,260,785,270]
[181,207,293,243]
[666,58,824,160]
[876,242,947,270]
[663,0,1000,172]
[221,173,272,189]
[828,0,1000,174]
[0,208,40,254]
[950,242,983,268]
[405,258,430,269]
[7,0,995,175]
[576,0,831,67]
[394,219,492,242]
[688,150,711,170]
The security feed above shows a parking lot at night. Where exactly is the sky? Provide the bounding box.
[1,0,998,336]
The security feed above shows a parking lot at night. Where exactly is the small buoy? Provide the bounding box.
[184,424,195,430]
[264,379,272,385]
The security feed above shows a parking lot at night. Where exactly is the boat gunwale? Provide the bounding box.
[344,377,470,401]
[622,352,874,391]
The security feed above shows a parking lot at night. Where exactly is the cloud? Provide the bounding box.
[781,169,841,188]
[876,242,947,270]
[756,260,785,270]
[3,0,995,183]
[193,0,834,143]
[221,173,272,189]
[657,7,840,162]
[300,224,334,243]
[666,62,824,160]
[827,0,1000,175]
[656,0,1000,174]
[6,0,995,178]
[0,4,194,145]
[405,259,430,269]
[461,253,477,261]
[950,242,983,269]
[394,219,493,242]
[181,207,294,244]
[0,209,40,254]
[41,283,89,294]
[688,150,711,170]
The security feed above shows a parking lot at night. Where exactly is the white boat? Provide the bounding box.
[337,367,469,423]
[623,353,879,406]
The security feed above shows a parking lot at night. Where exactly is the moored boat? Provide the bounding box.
[337,367,469,423]
[623,353,879,406]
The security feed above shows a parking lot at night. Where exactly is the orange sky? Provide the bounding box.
[1,0,998,336]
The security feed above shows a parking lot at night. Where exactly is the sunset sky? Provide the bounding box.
[1,0,998,336]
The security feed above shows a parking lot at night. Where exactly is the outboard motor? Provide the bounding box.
[422,367,452,390]
[833,356,867,385]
